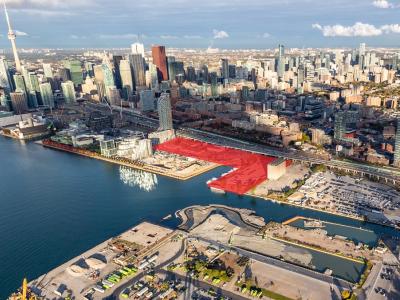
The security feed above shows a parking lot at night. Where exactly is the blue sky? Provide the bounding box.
[2,0,400,49]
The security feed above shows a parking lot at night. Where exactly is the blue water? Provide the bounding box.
[0,137,399,298]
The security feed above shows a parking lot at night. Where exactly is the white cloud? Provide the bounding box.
[372,0,395,8]
[262,32,271,38]
[213,29,229,39]
[312,22,400,37]
[312,22,381,37]
[160,35,178,39]
[97,33,138,39]
[381,24,400,33]
[15,30,28,36]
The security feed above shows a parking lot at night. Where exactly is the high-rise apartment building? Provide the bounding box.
[157,93,173,131]
[61,81,76,103]
[13,74,27,93]
[10,91,28,113]
[63,60,83,85]
[152,45,168,81]
[39,82,55,108]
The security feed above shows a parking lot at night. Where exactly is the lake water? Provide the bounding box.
[0,137,398,298]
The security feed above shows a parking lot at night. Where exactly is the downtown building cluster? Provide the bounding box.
[0,37,399,167]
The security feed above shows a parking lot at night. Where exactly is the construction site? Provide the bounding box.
[156,137,290,195]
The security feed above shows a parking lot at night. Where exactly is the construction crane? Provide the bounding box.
[8,278,38,300]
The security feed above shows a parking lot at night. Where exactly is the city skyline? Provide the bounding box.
[1,0,400,49]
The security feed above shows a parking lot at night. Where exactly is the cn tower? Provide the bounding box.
[3,2,21,73]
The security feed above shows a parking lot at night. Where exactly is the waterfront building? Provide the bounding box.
[10,91,28,114]
[157,93,173,131]
[61,81,76,103]
[131,42,145,57]
[100,139,117,157]
[394,119,400,167]
[152,45,168,81]
[39,82,55,108]
[63,60,83,85]
[267,158,287,180]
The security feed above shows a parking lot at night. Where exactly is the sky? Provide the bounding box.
[1,0,400,49]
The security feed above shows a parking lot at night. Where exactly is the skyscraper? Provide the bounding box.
[63,60,83,86]
[277,44,285,79]
[43,63,53,79]
[394,119,400,167]
[113,55,123,89]
[102,55,115,88]
[13,74,27,93]
[61,81,76,103]
[39,82,55,108]
[334,112,346,141]
[0,58,11,93]
[10,91,28,113]
[3,3,21,73]
[129,54,146,88]
[152,45,168,81]
[131,42,145,57]
[221,59,229,79]
[140,90,155,112]
[119,59,134,98]
[148,62,159,90]
[157,93,173,131]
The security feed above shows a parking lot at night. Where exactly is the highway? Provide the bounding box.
[83,102,400,184]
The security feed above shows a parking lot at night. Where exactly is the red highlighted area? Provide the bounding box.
[155,137,279,195]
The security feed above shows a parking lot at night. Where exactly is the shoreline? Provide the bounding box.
[5,135,398,230]
[39,140,219,181]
